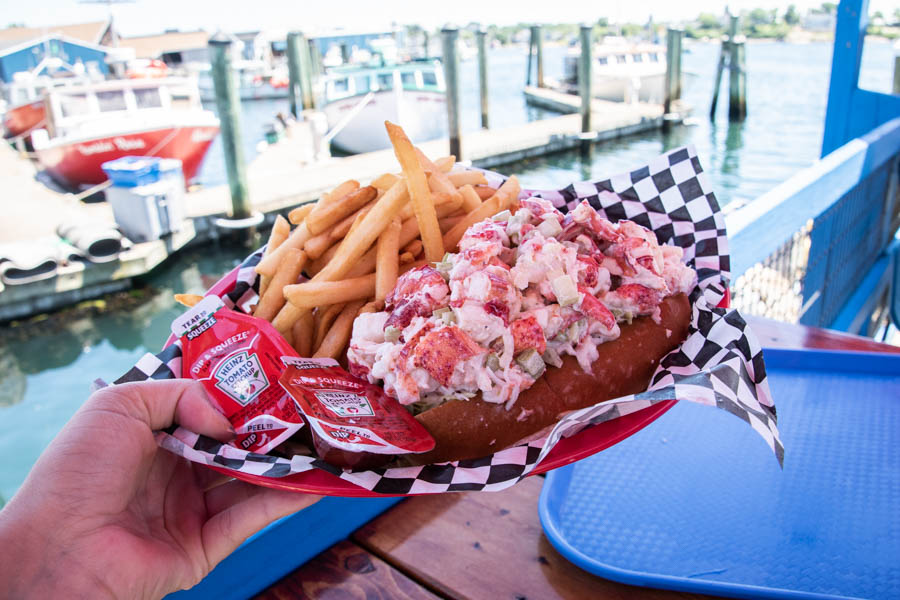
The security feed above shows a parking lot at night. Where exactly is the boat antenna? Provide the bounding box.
[78,0,136,47]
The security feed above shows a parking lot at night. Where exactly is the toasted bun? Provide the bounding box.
[410,293,691,464]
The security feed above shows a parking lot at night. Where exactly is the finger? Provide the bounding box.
[202,486,321,567]
[193,463,234,492]
[92,379,235,442]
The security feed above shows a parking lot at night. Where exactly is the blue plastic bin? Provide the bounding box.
[102,156,161,187]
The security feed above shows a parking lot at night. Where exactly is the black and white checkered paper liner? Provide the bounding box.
[114,145,782,495]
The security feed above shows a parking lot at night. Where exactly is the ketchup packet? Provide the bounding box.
[279,357,435,469]
[172,296,304,454]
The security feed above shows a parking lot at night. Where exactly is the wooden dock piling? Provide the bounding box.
[729,36,747,120]
[579,24,593,141]
[477,27,489,129]
[208,33,251,220]
[892,55,899,94]
[533,25,544,88]
[664,28,683,114]
[287,32,303,118]
[710,15,747,121]
[441,26,462,159]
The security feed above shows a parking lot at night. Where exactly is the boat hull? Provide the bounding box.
[324,90,446,154]
[593,72,667,104]
[3,100,45,138]
[34,125,219,187]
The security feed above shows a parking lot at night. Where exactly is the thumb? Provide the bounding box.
[91,379,235,442]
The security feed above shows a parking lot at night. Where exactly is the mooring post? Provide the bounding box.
[525,29,534,86]
[726,15,746,121]
[531,25,544,88]
[664,28,683,113]
[710,34,728,118]
[298,33,315,110]
[286,32,302,118]
[476,27,489,129]
[579,24,593,140]
[442,26,462,159]
[423,30,430,59]
[209,32,250,220]
[893,54,900,94]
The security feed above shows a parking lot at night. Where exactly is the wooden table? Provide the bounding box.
[256,316,899,600]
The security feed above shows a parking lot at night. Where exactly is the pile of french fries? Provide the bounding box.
[178,122,520,361]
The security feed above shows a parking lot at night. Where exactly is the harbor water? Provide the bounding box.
[1,39,895,503]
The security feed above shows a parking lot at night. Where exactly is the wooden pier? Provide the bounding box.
[0,92,687,321]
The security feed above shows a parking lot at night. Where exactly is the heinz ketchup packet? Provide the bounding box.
[279,357,435,458]
[172,296,304,454]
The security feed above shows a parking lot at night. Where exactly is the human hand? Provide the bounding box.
[0,379,320,599]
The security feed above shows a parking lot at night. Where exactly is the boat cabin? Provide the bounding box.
[320,60,444,103]
[34,78,204,142]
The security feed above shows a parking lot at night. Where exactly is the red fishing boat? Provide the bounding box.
[30,78,219,187]
[2,99,46,139]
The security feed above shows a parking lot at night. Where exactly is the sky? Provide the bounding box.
[2,0,899,37]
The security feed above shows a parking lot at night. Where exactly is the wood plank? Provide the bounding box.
[254,539,439,600]
[745,314,900,354]
[353,477,710,600]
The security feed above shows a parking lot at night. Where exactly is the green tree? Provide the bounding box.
[784,5,800,25]
[748,8,773,26]
[820,2,837,14]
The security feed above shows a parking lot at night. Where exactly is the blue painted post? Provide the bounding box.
[821,0,868,156]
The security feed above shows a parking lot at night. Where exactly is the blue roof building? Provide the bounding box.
[0,34,109,83]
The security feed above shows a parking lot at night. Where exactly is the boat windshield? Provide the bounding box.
[59,93,89,118]
[134,87,162,109]
[400,71,417,90]
[96,90,127,112]
[377,73,393,90]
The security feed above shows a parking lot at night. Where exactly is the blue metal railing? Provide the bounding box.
[728,117,900,330]
[727,0,900,334]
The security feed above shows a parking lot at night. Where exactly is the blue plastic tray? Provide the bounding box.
[539,348,900,600]
[167,495,401,599]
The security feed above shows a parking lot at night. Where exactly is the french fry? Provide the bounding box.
[474,186,496,200]
[417,147,462,197]
[314,177,410,283]
[443,194,502,251]
[399,252,414,264]
[314,303,345,351]
[313,300,365,359]
[447,170,488,187]
[359,300,381,314]
[305,185,377,236]
[385,121,443,262]
[308,243,339,276]
[259,215,291,297]
[256,221,312,278]
[403,239,423,258]
[439,214,464,233]
[253,248,307,322]
[174,293,204,307]
[459,184,483,214]
[303,228,336,260]
[371,172,400,191]
[329,202,373,241]
[287,203,314,226]
[400,259,428,274]
[319,180,359,207]
[284,273,377,309]
[291,310,315,357]
[434,156,456,172]
[272,302,304,338]
[376,217,401,305]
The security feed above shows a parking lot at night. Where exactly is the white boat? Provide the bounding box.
[563,42,668,104]
[320,60,445,155]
